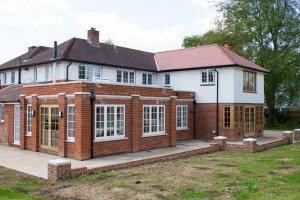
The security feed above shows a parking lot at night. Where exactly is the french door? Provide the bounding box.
[14,105,20,144]
[40,106,59,150]
[244,106,255,137]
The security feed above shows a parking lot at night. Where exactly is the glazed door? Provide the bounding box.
[14,105,20,144]
[40,106,59,150]
[244,106,255,137]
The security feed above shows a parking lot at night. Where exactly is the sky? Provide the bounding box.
[0,0,221,64]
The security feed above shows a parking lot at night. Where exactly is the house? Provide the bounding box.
[0,28,268,160]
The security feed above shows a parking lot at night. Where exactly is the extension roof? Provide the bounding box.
[0,38,268,73]
[0,85,24,102]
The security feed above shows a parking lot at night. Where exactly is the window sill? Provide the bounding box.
[200,83,215,86]
[66,139,75,143]
[243,91,257,93]
[13,142,20,145]
[0,120,4,123]
[25,134,32,137]
[176,128,189,131]
[142,133,167,137]
[94,137,128,142]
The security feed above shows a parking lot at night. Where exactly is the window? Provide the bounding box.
[95,105,125,139]
[224,106,231,128]
[0,104,4,122]
[243,71,256,92]
[3,73,7,85]
[239,106,244,128]
[143,105,165,135]
[142,73,152,85]
[67,105,75,141]
[26,105,32,136]
[45,66,52,81]
[201,69,214,84]
[177,105,188,129]
[11,71,15,84]
[117,70,135,84]
[78,66,101,80]
[165,74,170,85]
[256,106,263,126]
[234,106,238,128]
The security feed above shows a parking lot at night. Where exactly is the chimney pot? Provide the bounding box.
[88,27,99,43]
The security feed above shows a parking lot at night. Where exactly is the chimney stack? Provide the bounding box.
[28,46,37,52]
[223,42,234,52]
[88,27,99,43]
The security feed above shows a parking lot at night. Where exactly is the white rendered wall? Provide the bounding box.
[233,68,264,104]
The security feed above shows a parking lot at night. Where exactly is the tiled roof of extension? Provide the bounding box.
[0,39,268,73]
[0,38,157,72]
[0,85,24,102]
[155,44,269,73]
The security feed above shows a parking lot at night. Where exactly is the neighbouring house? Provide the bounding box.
[0,28,268,160]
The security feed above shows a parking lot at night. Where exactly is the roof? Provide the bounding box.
[0,85,24,102]
[0,38,157,72]
[154,44,269,73]
[0,46,50,70]
[0,39,268,73]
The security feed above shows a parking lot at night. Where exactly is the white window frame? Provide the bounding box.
[0,104,4,122]
[143,105,165,136]
[26,104,32,136]
[11,71,15,84]
[165,74,170,85]
[142,73,153,85]
[45,65,52,81]
[78,65,101,80]
[201,69,215,84]
[116,70,135,84]
[95,104,126,140]
[176,105,188,130]
[67,104,75,141]
[3,73,7,85]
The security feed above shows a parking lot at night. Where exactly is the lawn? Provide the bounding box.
[0,143,300,200]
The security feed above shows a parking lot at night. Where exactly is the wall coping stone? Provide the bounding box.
[214,136,227,140]
[57,93,67,96]
[243,138,257,142]
[48,159,71,166]
[282,131,293,134]
[293,129,300,131]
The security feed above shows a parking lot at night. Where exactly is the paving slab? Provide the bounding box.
[0,140,211,179]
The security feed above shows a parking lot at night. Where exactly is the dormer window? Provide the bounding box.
[78,66,101,80]
[201,69,214,85]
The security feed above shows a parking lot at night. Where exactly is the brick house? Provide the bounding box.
[0,28,268,160]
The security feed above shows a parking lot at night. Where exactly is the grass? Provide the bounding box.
[0,143,300,199]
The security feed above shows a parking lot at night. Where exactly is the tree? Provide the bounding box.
[182,0,300,125]
[104,39,114,45]
[218,0,300,125]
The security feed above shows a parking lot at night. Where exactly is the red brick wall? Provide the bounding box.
[176,102,194,141]
[195,104,217,140]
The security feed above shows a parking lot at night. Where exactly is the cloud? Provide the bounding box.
[76,12,185,52]
[0,0,72,27]
[190,0,222,34]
